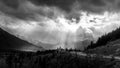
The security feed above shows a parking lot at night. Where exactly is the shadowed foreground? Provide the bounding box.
[0,49,120,68]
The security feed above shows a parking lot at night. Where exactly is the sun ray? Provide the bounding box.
[0,11,120,50]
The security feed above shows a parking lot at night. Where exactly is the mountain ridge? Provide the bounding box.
[0,27,43,52]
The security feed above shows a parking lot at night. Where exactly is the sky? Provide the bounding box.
[0,0,120,50]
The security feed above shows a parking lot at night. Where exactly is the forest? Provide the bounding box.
[86,27,120,50]
[0,49,119,68]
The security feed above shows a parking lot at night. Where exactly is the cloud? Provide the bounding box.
[29,0,106,13]
[29,0,120,13]
[0,0,67,20]
[0,0,120,20]
[1,0,120,51]
[0,0,19,9]
[29,0,74,12]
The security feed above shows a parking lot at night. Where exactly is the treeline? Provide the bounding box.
[86,27,120,50]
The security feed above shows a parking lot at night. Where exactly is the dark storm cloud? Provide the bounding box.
[0,0,32,19]
[29,0,75,12]
[29,0,105,12]
[0,0,49,20]
[0,0,120,20]
[75,0,106,13]
[0,0,19,9]
[0,0,66,20]
[29,0,115,14]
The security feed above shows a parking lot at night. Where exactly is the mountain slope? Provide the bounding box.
[85,27,120,56]
[0,28,43,52]
[86,39,120,56]
[86,27,120,50]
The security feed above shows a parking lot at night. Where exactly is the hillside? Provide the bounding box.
[84,26,120,57]
[86,27,120,49]
[86,39,120,56]
[0,28,43,52]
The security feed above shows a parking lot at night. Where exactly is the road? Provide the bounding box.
[71,52,120,60]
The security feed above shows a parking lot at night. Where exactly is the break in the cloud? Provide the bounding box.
[0,0,120,50]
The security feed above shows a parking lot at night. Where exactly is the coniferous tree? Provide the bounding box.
[87,27,120,50]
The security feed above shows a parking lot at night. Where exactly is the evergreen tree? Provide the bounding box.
[87,27,120,50]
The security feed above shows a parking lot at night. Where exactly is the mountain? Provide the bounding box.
[0,28,43,52]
